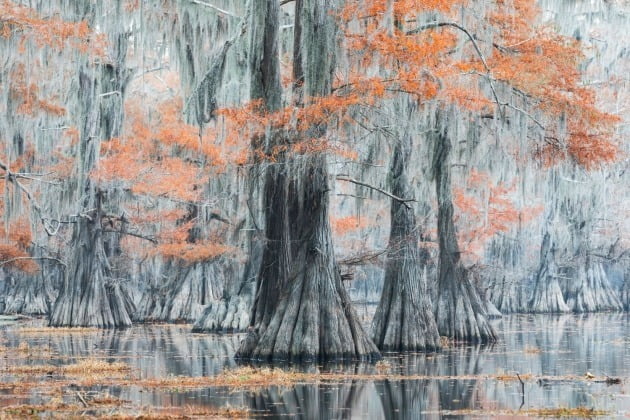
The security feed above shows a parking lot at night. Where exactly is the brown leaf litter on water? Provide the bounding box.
[436,406,608,418]
[4,357,131,379]
[13,326,102,335]
[0,398,249,419]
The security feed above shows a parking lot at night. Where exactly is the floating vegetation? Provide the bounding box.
[5,358,131,379]
[524,346,542,354]
[14,326,101,335]
[523,406,609,418]
[374,360,392,373]
[0,401,249,419]
[495,372,533,382]
[436,407,609,418]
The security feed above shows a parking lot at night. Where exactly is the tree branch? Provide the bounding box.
[407,21,503,117]
[0,256,66,269]
[339,249,387,266]
[102,229,158,244]
[189,0,241,18]
[336,175,416,209]
[0,159,60,236]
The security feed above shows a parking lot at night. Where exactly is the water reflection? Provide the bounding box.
[1,314,630,417]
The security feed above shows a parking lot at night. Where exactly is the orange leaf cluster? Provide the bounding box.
[95,98,221,203]
[0,0,104,54]
[9,65,66,117]
[0,218,37,273]
[338,0,619,168]
[455,172,542,261]
[150,242,232,265]
[332,216,369,235]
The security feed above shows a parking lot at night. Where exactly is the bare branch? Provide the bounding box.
[102,229,158,244]
[0,256,66,269]
[336,175,416,209]
[189,0,241,18]
[0,159,60,235]
[339,249,387,266]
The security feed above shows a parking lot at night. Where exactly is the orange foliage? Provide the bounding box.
[0,218,38,273]
[337,0,619,168]
[0,0,104,54]
[151,242,233,265]
[454,173,542,261]
[332,216,369,235]
[95,98,222,203]
[9,65,66,117]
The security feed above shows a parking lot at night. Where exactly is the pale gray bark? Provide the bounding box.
[371,109,440,351]
[564,259,622,312]
[50,10,134,327]
[528,232,570,313]
[193,231,262,332]
[50,191,134,328]
[432,118,497,343]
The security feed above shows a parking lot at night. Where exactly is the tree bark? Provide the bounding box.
[193,231,263,332]
[528,232,570,313]
[50,22,134,328]
[432,123,497,343]
[50,191,134,328]
[620,267,630,311]
[564,258,622,312]
[1,247,61,316]
[371,127,440,351]
[236,0,379,361]
[1,271,54,316]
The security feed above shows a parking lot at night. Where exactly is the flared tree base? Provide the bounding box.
[192,288,253,333]
[564,262,622,313]
[435,273,497,343]
[236,256,380,362]
[529,276,570,313]
[2,276,53,316]
[49,270,133,329]
[372,262,440,352]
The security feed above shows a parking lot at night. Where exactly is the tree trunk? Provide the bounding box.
[193,231,263,332]
[490,274,527,313]
[1,252,60,316]
[158,261,222,323]
[50,25,133,327]
[371,128,440,351]
[2,272,52,316]
[432,124,497,343]
[50,191,133,328]
[528,232,570,313]
[236,0,379,361]
[238,154,379,361]
[564,258,622,312]
[621,268,630,310]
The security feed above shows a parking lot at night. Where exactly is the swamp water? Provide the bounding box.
[0,313,629,418]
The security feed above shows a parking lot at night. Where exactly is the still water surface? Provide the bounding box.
[1,313,630,418]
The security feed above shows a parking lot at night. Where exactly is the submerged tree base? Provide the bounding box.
[564,261,622,313]
[192,290,253,333]
[236,260,381,362]
[435,272,498,343]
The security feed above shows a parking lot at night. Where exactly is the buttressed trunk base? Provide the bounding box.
[433,122,497,343]
[237,155,380,361]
